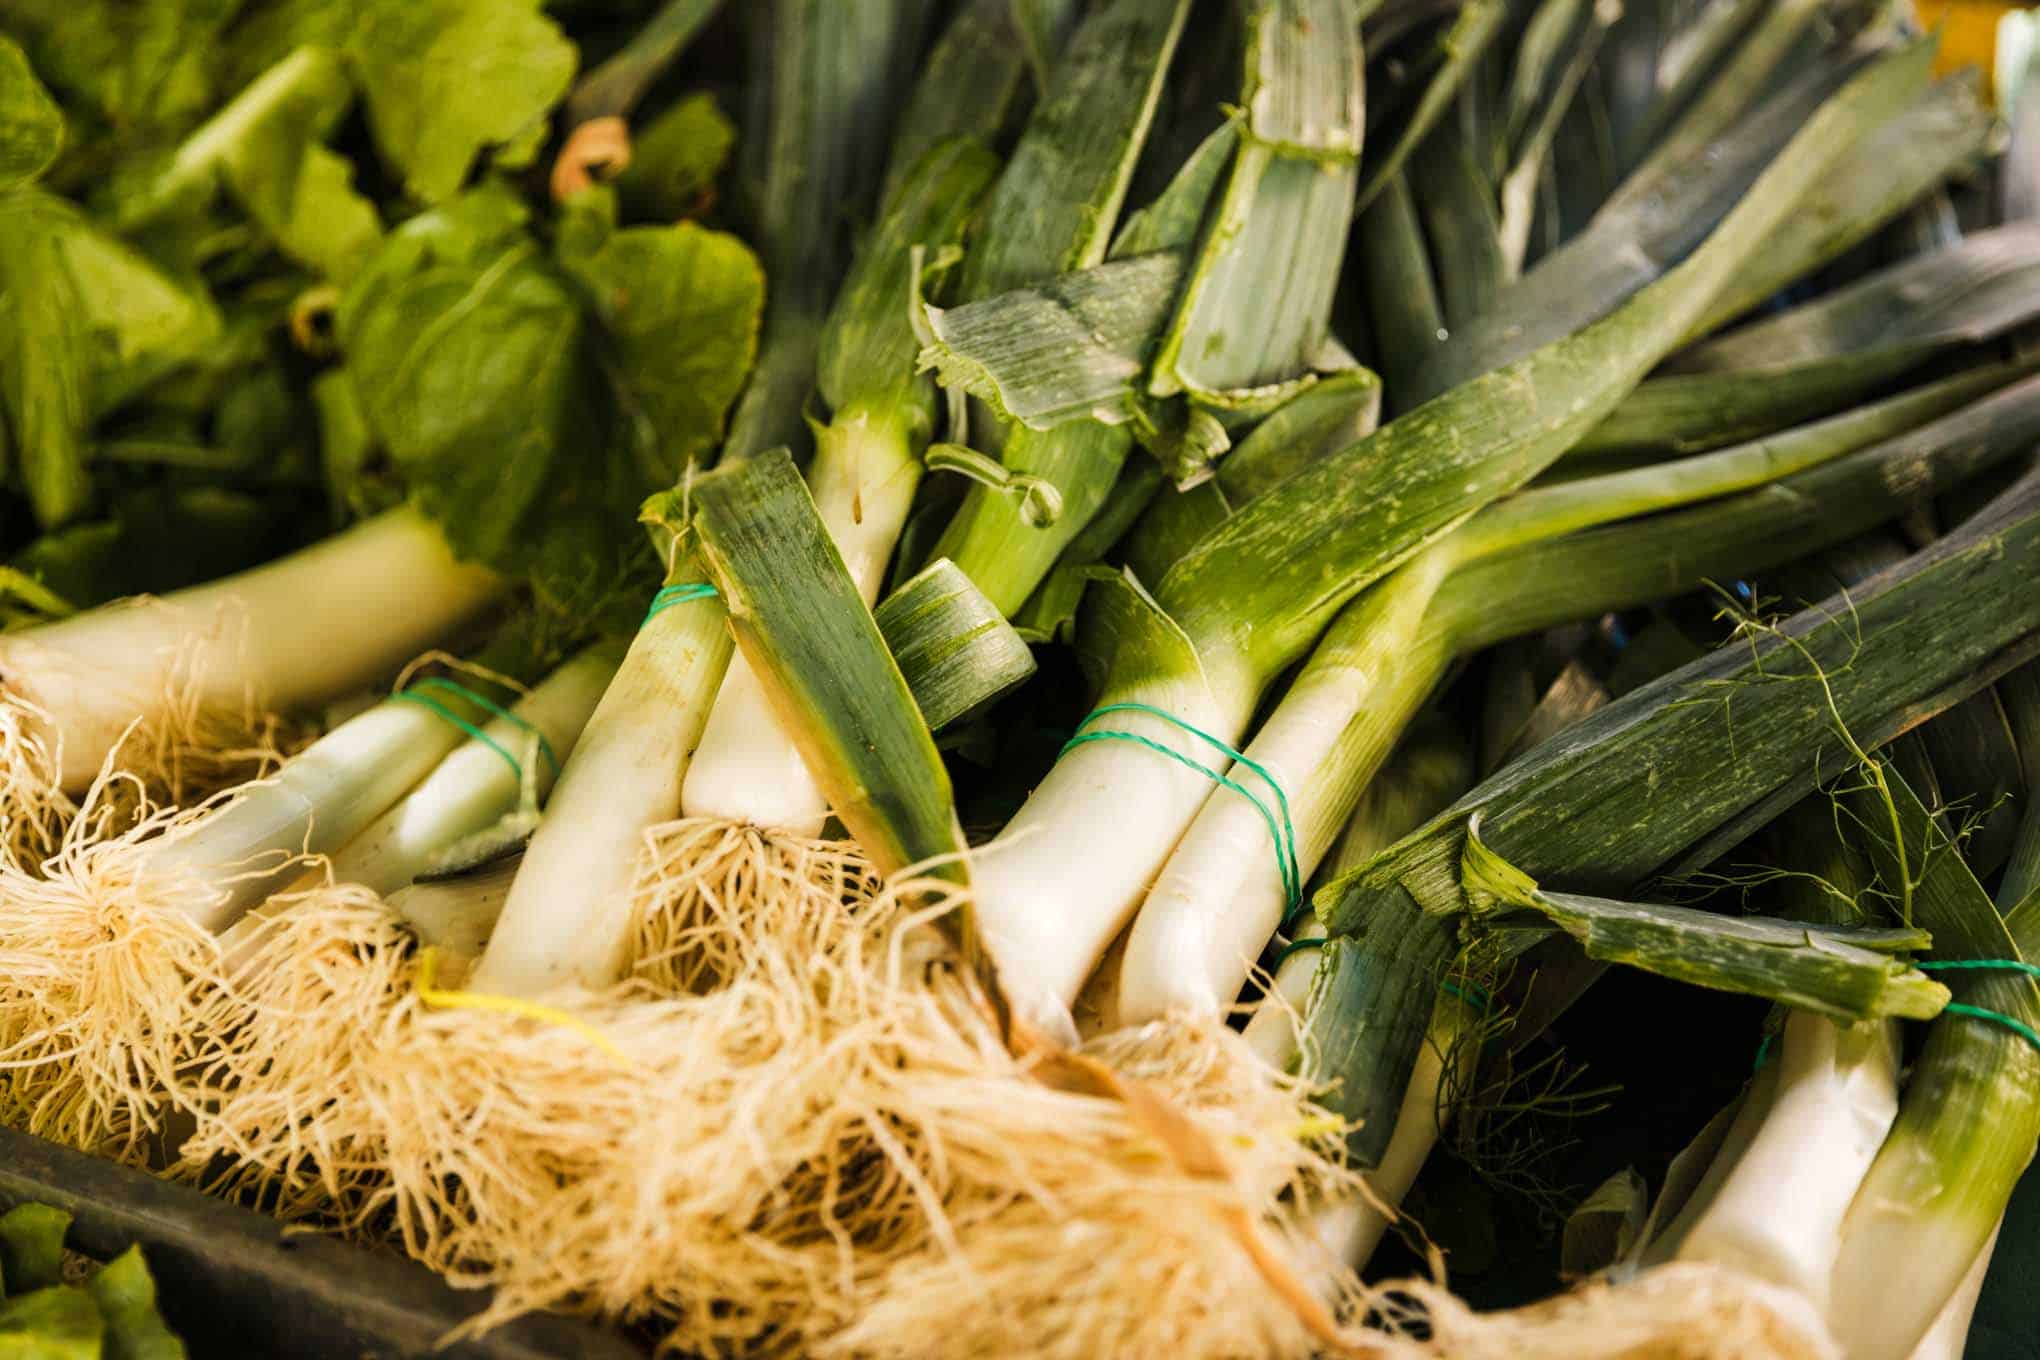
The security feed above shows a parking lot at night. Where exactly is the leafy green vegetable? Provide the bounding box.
[0,1207,185,1360]
[85,1250,185,1360]
[0,1286,99,1359]
[0,198,92,527]
[344,0,577,203]
[337,183,762,624]
[0,39,63,191]
[115,46,379,281]
[613,92,735,222]
[4,0,239,142]
[0,1206,67,1296]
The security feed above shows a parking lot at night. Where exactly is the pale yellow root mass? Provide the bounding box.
[163,817,1838,1360]
[0,680,297,1164]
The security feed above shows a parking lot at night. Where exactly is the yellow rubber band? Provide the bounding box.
[413,946,631,1063]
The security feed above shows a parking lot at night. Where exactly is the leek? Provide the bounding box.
[971,41,1949,1036]
[467,515,734,998]
[1115,364,2040,1027]
[718,0,932,464]
[1306,461,2040,1167]
[0,508,502,793]
[681,138,998,833]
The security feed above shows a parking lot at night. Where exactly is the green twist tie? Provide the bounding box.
[1060,702,1301,912]
[1438,979,1492,1013]
[643,582,718,627]
[1916,960,2040,1053]
[1275,934,1326,964]
[391,676,558,785]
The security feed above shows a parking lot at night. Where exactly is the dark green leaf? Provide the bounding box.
[6,0,238,139]
[339,185,762,616]
[0,38,63,190]
[345,0,576,203]
[0,1206,68,1296]
[613,92,734,222]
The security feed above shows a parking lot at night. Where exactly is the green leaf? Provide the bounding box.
[917,252,1186,431]
[116,47,381,282]
[875,557,1038,731]
[5,0,238,139]
[613,92,735,222]
[0,198,92,527]
[0,1286,101,1359]
[344,0,577,203]
[338,185,761,619]
[691,448,969,887]
[0,39,63,190]
[0,192,222,482]
[85,1249,185,1360]
[0,1206,69,1296]
[558,211,767,485]
[1459,817,1949,1022]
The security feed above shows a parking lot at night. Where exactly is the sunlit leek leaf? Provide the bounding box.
[876,557,1038,731]
[691,448,971,901]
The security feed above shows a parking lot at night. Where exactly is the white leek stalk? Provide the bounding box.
[323,642,622,896]
[469,566,733,997]
[972,639,1256,1039]
[1650,1075,1789,1267]
[0,507,503,791]
[146,699,467,934]
[1674,1014,1901,1312]
[682,409,920,833]
[1118,562,1449,1022]
[1906,1227,1999,1360]
[387,857,520,958]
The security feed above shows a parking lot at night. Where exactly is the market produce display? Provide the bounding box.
[2,0,2040,1357]
[0,1201,185,1358]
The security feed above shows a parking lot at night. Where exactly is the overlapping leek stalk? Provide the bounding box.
[1572,221,2040,463]
[1303,460,2040,1168]
[1824,778,2040,1357]
[466,519,734,998]
[1116,363,2040,1026]
[970,41,1950,1036]
[1407,43,1872,401]
[718,0,933,464]
[0,507,503,793]
[908,0,1190,616]
[690,448,977,937]
[1145,0,1364,415]
[681,139,998,833]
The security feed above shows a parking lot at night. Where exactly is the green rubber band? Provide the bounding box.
[400,676,558,776]
[1938,1002,2040,1053]
[1439,979,1492,1013]
[1275,935,1326,964]
[1752,1032,1776,1074]
[1061,702,1302,910]
[390,690,530,785]
[1915,960,2040,1053]
[1917,959,2040,981]
[643,582,718,627]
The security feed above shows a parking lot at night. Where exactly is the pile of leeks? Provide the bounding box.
[9,0,2040,1355]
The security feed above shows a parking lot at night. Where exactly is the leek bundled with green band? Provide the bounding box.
[966,40,1945,1035]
